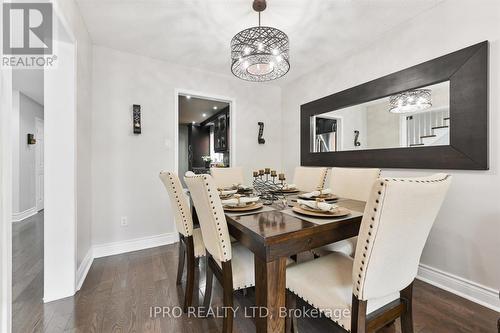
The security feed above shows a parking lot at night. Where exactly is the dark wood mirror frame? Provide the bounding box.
[301,41,488,170]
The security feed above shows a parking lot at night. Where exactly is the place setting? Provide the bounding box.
[293,199,350,218]
[298,187,338,201]
[221,194,276,217]
[281,198,361,225]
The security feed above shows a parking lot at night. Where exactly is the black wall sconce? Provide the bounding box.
[258,122,265,144]
[133,104,141,134]
[27,133,36,145]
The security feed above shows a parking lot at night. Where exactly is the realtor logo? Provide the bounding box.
[3,3,53,55]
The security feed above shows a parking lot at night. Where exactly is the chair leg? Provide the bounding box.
[351,294,367,333]
[176,239,185,285]
[183,236,195,313]
[400,282,414,333]
[221,261,234,333]
[203,256,214,315]
[285,291,298,333]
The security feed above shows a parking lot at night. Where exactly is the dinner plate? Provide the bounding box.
[277,188,300,194]
[292,205,350,218]
[298,193,338,201]
[219,193,243,199]
[223,202,263,212]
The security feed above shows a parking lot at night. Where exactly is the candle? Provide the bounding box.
[271,170,277,177]
[265,168,270,174]
[253,171,258,177]
[259,169,265,175]
[278,173,285,181]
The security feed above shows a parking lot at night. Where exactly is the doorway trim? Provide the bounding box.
[173,89,236,178]
[35,117,44,211]
[0,1,78,331]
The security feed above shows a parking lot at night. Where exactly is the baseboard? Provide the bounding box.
[93,232,179,259]
[74,232,179,295]
[417,263,500,312]
[11,206,37,222]
[76,248,94,291]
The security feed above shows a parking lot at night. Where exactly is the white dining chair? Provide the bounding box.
[292,166,328,192]
[314,167,381,258]
[184,172,255,333]
[286,173,451,333]
[159,171,205,312]
[210,167,245,189]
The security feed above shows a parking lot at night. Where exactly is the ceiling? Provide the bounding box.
[179,95,229,124]
[12,69,44,105]
[76,0,444,84]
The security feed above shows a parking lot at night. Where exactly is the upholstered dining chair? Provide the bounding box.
[292,166,328,192]
[184,172,255,333]
[314,167,381,258]
[286,173,451,333]
[159,171,205,312]
[210,167,245,189]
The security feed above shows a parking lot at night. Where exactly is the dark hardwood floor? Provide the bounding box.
[12,220,499,332]
[12,211,44,333]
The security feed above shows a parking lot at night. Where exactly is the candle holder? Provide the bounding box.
[252,170,287,204]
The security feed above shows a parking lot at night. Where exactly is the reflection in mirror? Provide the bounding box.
[310,81,450,152]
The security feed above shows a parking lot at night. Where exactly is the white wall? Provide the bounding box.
[43,0,94,301]
[282,0,500,306]
[53,0,94,274]
[91,45,282,246]
[44,39,77,302]
[14,93,44,213]
[365,102,399,149]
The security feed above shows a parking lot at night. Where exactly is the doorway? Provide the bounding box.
[11,69,45,332]
[175,92,234,185]
[0,3,78,333]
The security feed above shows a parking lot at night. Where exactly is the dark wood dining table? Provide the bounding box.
[224,197,366,333]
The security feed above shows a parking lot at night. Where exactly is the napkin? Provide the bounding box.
[282,183,297,190]
[300,188,333,198]
[222,196,260,207]
[236,184,252,191]
[297,199,338,212]
[219,189,237,196]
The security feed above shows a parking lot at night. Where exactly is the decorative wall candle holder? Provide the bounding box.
[27,133,36,145]
[133,104,141,134]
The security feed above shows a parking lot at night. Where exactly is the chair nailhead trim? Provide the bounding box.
[355,180,384,298]
[352,175,449,297]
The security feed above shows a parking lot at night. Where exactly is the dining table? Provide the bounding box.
[224,195,366,333]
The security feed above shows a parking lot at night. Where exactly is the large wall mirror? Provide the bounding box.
[301,42,488,170]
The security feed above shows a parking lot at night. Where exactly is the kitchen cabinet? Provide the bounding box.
[213,109,229,152]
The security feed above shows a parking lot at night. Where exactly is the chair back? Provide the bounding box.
[184,172,232,263]
[159,171,193,237]
[293,167,328,192]
[353,173,451,301]
[329,167,381,201]
[210,167,245,189]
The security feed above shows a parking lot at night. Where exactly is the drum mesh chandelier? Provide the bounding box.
[389,89,432,113]
[230,0,290,81]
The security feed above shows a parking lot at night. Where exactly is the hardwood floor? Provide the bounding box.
[12,211,44,333]
[12,229,499,332]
